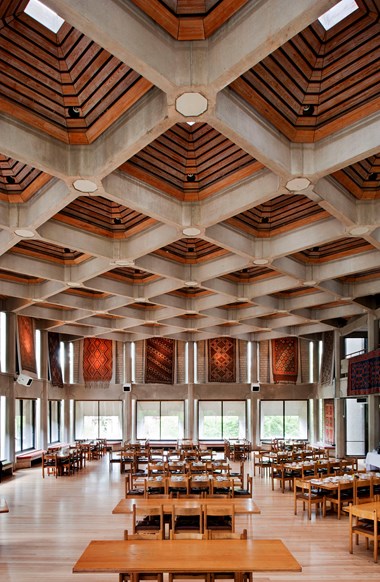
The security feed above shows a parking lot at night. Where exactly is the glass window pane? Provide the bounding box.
[260,401,283,440]
[137,401,160,439]
[75,401,99,439]
[99,401,123,439]
[346,398,366,455]
[49,400,60,443]
[284,401,308,439]
[198,401,222,439]
[222,401,246,439]
[15,399,22,452]
[160,401,184,439]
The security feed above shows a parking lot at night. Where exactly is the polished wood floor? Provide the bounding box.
[0,456,379,581]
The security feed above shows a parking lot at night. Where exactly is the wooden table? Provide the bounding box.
[73,539,301,580]
[113,497,261,515]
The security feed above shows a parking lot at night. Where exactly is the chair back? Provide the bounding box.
[204,503,235,533]
[132,503,164,538]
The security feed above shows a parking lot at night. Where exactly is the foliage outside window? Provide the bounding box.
[74,400,123,440]
[260,400,308,440]
[15,398,36,452]
[136,401,184,440]
[198,401,246,440]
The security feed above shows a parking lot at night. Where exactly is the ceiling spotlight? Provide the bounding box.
[187,173,196,182]
[68,106,81,118]
[302,104,315,116]
[113,218,122,225]
[6,176,15,184]
[64,247,71,253]
[368,173,377,181]
[73,179,98,193]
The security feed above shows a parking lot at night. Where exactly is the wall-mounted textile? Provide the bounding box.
[320,331,334,386]
[323,399,335,445]
[83,338,113,387]
[48,332,63,388]
[145,338,174,384]
[208,337,236,383]
[17,315,37,374]
[271,337,298,383]
[348,348,380,395]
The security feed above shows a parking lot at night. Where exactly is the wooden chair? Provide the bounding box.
[120,530,163,582]
[204,504,235,534]
[349,502,379,563]
[210,477,234,497]
[172,505,203,534]
[326,481,353,519]
[132,503,164,539]
[189,476,211,496]
[294,478,325,520]
[232,474,253,498]
[207,529,252,582]
[144,476,166,498]
[42,453,58,478]
[271,463,293,493]
[167,532,210,582]
[166,475,189,497]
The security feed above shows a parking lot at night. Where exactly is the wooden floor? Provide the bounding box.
[0,456,379,582]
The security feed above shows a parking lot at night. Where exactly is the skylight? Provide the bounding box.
[25,0,64,33]
[318,0,358,30]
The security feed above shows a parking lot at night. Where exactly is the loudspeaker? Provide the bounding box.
[17,374,33,387]
[123,383,132,392]
[251,383,260,392]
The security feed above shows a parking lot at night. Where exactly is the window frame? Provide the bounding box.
[259,399,309,441]
[48,399,62,444]
[197,400,247,440]
[136,400,185,440]
[15,398,36,453]
[74,400,123,440]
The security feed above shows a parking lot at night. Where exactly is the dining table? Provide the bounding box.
[73,538,301,581]
[113,496,261,516]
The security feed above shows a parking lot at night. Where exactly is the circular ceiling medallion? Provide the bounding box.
[14,229,35,238]
[73,179,98,193]
[111,259,135,267]
[176,93,208,117]
[185,281,199,287]
[252,258,269,265]
[348,226,369,236]
[183,227,202,236]
[285,177,311,192]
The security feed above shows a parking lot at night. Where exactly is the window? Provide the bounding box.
[345,337,366,358]
[48,400,62,444]
[136,401,184,440]
[15,399,36,452]
[260,400,308,440]
[74,401,123,440]
[198,401,246,440]
[345,398,367,456]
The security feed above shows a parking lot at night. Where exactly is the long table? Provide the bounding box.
[112,497,261,515]
[73,539,301,580]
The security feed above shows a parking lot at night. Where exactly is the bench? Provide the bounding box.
[0,460,14,482]
[15,449,44,469]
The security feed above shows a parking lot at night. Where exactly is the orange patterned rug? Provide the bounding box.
[271,337,298,383]
[208,337,236,383]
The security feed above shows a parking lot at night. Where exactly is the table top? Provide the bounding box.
[73,539,301,574]
[113,497,261,515]
[349,500,380,518]
[310,472,380,490]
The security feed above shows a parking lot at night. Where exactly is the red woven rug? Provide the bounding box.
[145,338,174,384]
[271,337,298,383]
[17,315,37,374]
[348,348,380,395]
[48,332,63,388]
[323,399,335,445]
[83,338,113,385]
[208,337,236,383]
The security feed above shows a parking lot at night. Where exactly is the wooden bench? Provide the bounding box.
[0,460,14,482]
[15,449,44,469]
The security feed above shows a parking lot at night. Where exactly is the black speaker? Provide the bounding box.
[251,383,260,392]
[123,383,132,392]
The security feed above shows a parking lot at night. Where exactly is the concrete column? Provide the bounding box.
[250,341,258,383]
[124,342,132,383]
[333,330,345,457]
[123,342,132,442]
[64,398,73,444]
[187,341,195,439]
[313,340,319,384]
[367,313,379,352]
[124,393,132,443]
[367,394,380,452]
[6,377,15,461]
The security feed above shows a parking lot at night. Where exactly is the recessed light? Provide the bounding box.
[73,179,98,193]
[183,227,201,236]
[285,177,311,192]
[176,93,208,117]
[185,281,198,287]
[348,226,369,236]
[252,258,269,265]
[25,0,64,33]
[14,229,35,238]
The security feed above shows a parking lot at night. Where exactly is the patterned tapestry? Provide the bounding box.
[348,348,380,395]
[320,331,334,386]
[145,338,174,384]
[17,315,37,374]
[48,332,63,388]
[323,399,335,445]
[271,337,298,383]
[208,338,236,383]
[83,338,113,387]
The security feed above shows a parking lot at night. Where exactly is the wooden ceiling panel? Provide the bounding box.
[332,153,380,199]
[0,155,52,202]
[230,0,380,142]
[9,241,87,264]
[293,237,375,263]
[222,266,275,283]
[154,237,228,263]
